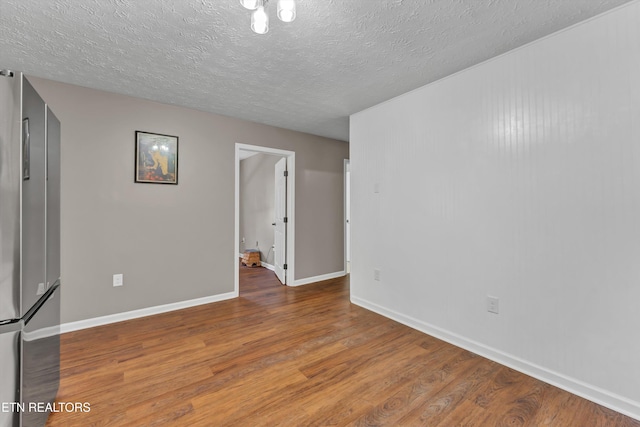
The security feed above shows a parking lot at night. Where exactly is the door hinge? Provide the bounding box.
[283,217,288,223]
[284,170,288,177]
[283,264,288,270]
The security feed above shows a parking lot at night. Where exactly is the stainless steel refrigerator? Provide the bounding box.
[1,70,61,427]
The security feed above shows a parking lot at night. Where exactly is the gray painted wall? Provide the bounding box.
[239,153,281,263]
[29,77,348,323]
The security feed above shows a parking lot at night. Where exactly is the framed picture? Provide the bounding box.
[135,131,178,184]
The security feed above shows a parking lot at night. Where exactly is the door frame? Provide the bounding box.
[235,143,296,293]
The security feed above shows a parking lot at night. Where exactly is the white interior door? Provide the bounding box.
[274,158,287,284]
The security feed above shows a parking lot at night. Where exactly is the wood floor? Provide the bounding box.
[47,266,639,426]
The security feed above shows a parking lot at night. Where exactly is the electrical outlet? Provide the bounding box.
[242,237,245,243]
[374,269,381,281]
[113,273,123,287]
[36,283,46,295]
[487,296,499,314]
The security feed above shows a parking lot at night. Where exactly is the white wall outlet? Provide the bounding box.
[113,273,123,287]
[487,296,499,314]
[241,237,245,243]
[37,283,46,295]
[374,269,381,281]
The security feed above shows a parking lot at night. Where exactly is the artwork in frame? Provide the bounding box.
[135,131,179,184]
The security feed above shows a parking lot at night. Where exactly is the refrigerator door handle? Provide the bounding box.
[22,117,30,180]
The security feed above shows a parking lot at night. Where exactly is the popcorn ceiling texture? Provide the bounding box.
[0,0,633,141]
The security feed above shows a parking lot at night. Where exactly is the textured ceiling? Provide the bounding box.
[0,0,635,142]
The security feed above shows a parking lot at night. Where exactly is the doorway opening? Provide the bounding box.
[344,159,351,274]
[235,144,295,295]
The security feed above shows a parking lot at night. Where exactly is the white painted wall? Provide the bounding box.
[350,1,640,419]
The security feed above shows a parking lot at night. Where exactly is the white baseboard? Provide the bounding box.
[61,291,237,333]
[292,270,346,287]
[350,296,640,422]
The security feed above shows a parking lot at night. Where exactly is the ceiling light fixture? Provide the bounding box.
[240,0,296,34]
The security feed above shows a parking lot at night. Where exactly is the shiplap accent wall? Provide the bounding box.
[350,1,640,419]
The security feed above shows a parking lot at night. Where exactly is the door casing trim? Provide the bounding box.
[234,143,295,293]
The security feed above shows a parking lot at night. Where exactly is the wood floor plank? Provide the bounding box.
[46,265,640,426]
[409,365,497,424]
[148,365,308,426]
[356,348,488,426]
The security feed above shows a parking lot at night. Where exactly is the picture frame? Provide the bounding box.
[135,131,179,184]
